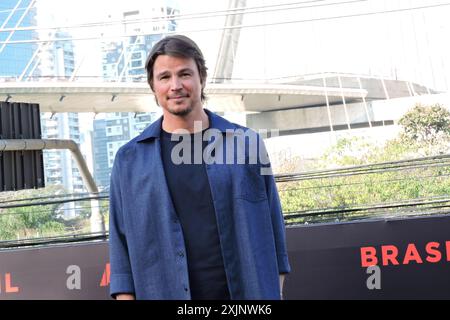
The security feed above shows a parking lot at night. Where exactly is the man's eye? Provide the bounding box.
[181,73,191,78]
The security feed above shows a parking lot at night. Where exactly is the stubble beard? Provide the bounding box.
[167,103,194,117]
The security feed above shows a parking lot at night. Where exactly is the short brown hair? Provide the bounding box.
[145,35,208,101]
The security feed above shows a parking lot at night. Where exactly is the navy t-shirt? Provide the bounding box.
[160,128,230,300]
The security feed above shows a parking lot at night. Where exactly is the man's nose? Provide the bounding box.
[170,77,182,90]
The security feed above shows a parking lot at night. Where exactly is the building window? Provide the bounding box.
[131,60,142,68]
[132,52,142,60]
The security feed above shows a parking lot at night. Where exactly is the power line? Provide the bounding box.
[1,2,448,45]
[0,0,341,31]
[275,155,450,182]
[0,204,108,217]
[0,0,364,33]
[0,191,109,204]
[283,196,450,218]
[278,173,450,193]
[0,232,108,249]
[0,0,324,17]
[276,162,450,182]
[0,194,109,210]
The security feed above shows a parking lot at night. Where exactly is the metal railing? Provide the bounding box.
[0,192,109,249]
[0,139,105,232]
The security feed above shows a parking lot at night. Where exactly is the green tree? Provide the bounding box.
[398,103,450,155]
[279,103,450,225]
[0,186,67,240]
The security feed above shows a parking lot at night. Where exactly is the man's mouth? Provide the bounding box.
[168,94,188,100]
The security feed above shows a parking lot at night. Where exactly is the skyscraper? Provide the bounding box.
[38,31,84,195]
[0,0,38,79]
[41,113,84,193]
[101,0,178,82]
[93,1,178,189]
[38,30,75,80]
[93,112,159,190]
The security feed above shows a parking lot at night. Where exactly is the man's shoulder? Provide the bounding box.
[111,138,135,169]
[116,136,139,154]
[114,133,150,162]
[115,118,161,159]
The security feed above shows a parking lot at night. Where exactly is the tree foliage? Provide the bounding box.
[279,103,450,225]
[398,103,450,155]
[0,186,75,240]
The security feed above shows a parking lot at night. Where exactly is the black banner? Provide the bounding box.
[0,215,449,300]
[0,102,45,191]
[284,214,450,299]
[0,242,110,300]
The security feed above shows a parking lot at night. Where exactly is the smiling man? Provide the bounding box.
[108,35,291,300]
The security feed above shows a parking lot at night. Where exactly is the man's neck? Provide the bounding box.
[162,107,209,133]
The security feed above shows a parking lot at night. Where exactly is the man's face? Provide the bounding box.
[152,54,204,117]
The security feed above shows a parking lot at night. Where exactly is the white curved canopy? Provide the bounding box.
[0,82,367,113]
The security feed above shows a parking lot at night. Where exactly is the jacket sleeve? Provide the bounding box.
[259,136,291,274]
[109,152,135,297]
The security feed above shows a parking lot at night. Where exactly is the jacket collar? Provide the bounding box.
[136,109,237,143]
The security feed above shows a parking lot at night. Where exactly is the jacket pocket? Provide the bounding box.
[236,164,268,202]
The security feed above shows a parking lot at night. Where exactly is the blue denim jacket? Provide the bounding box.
[109,110,291,299]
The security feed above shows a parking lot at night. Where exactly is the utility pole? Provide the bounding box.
[212,0,247,83]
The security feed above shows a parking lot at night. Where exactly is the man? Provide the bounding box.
[109,35,291,300]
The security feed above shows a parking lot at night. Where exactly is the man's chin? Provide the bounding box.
[167,105,194,117]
